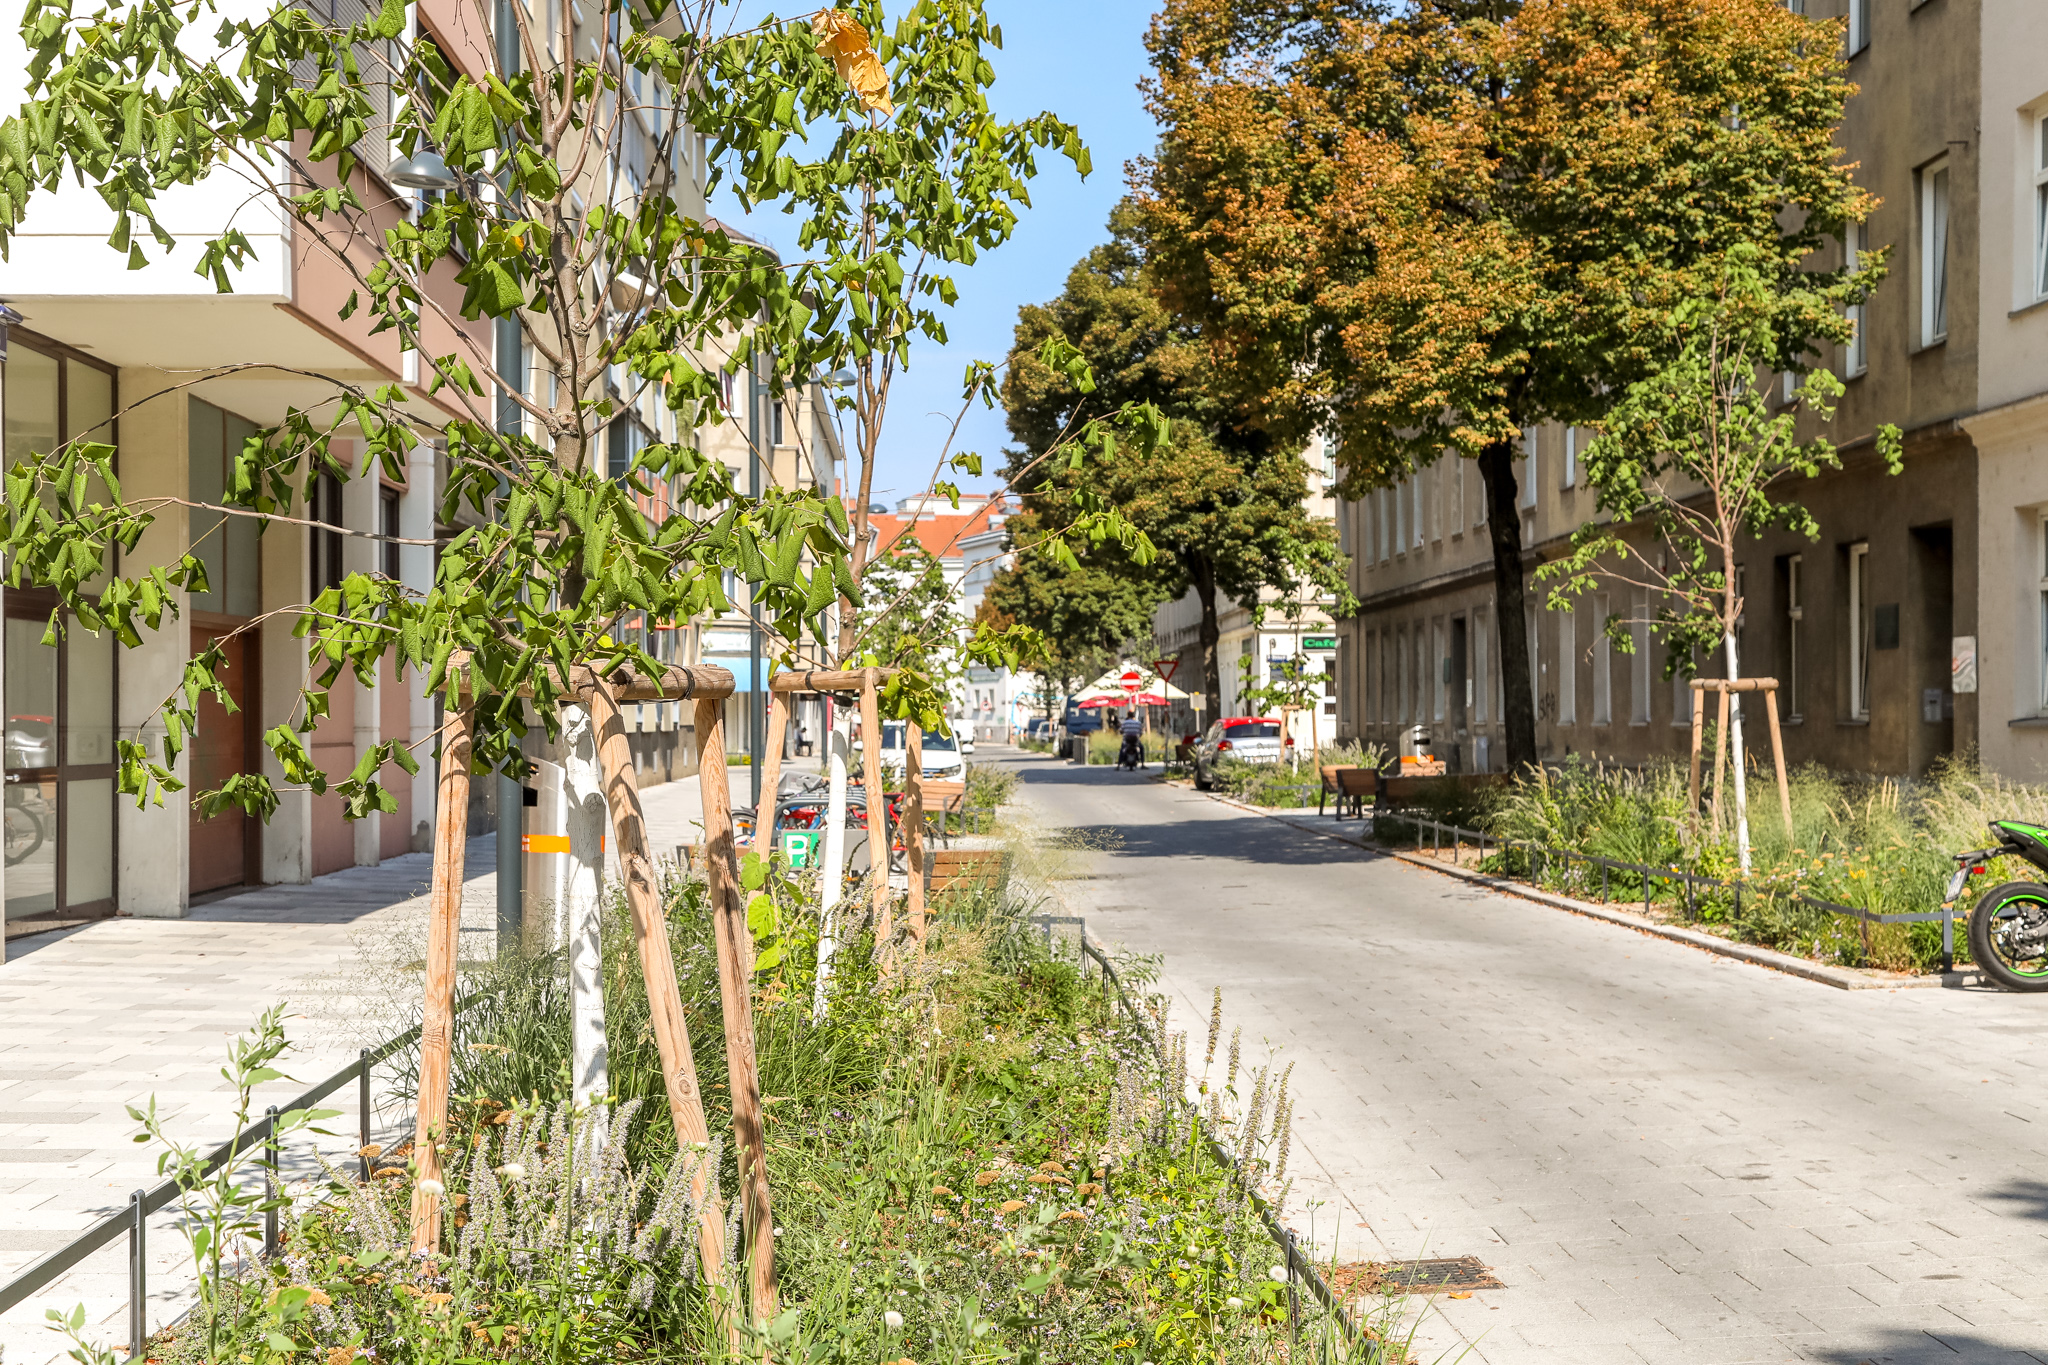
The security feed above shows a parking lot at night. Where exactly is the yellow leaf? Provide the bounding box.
[1447,1291,1473,1300]
[810,10,894,116]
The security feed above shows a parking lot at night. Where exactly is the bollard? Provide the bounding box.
[358,1049,373,1182]
[128,1188,146,1362]
[1943,903,1955,973]
[262,1105,281,1257]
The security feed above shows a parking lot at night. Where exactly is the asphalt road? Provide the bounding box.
[994,748,2048,1365]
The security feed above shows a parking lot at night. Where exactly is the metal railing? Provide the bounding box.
[1038,915,1376,1359]
[0,1022,427,1361]
[1374,810,1963,972]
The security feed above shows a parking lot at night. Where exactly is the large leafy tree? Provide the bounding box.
[999,205,1346,717]
[1139,0,1879,768]
[978,524,1163,707]
[0,0,1151,1321]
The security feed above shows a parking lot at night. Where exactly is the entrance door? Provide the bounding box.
[189,625,255,894]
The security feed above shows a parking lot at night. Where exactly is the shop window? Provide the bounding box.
[3,335,119,926]
[311,471,345,597]
[190,399,263,618]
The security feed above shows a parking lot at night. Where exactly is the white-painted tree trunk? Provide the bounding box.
[1725,629,1752,875]
[812,707,852,1021]
[560,704,610,1105]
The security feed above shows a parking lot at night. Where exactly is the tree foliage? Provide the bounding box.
[1138,0,1880,765]
[997,204,1346,717]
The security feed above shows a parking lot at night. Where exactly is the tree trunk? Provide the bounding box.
[1477,441,1537,771]
[1190,554,1224,721]
[409,703,471,1253]
[1724,627,1752,874]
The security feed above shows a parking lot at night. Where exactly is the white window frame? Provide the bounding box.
[1519,428,1538,510]
[1673,654,1694,728]
[1849,541,1871,719]
[1921,157,1950,346]
[1432,619,1447,722]
[1847,0,1869,55]
[1393,481,1406,554]
[1592,593,1612,726]
[1377,489,1390,564]
[1562,428,1578,489]
[1787,554,1804,720]
[1453,457,1465,533]
[1397,628,1410,722]
[1844,223,1868,376]
[2034,115,2048,302]
[1427,465,1441,544]
[1412,474,1425,549]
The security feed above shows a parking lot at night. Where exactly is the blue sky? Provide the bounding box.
[708,0,1158,507]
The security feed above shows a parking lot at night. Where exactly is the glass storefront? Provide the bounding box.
[3,335,119,925]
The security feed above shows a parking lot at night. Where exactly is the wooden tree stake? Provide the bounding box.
[583,681,737,1327]
[692,694,780,1324]
[1687,689,1706,823]
[904,723,927,943]
[753,689,790,859]
[409,704,472,1252]
[1763,684,1794,836]
[859,667,891,942]
[1711,687,1731,835]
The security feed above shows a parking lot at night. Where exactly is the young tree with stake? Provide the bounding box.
[1539,248,1901,872]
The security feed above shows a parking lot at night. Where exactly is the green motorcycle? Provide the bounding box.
[1955,821,2048,991]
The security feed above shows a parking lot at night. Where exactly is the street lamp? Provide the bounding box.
[386,148,460,192]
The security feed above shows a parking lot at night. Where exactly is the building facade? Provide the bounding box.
[1335,0,2048,782]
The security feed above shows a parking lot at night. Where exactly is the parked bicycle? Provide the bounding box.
[1951,821,2048,991]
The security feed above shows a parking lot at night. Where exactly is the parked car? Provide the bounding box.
[855,720,966,780]
[1191,717,1286,791]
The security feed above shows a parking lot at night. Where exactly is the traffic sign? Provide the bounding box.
[1151,657,1180,686]
[1119,669,1142,694]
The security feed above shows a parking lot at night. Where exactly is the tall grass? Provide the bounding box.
[1473,753,2048,973]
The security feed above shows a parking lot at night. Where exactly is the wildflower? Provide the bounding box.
[932,1186,954,1198]
[1268,1264,1289,1282]
[495,1162,525,1180]
[1226,1297,1244,1310]
[306,1289,333,1306]
[883,1310,904,1330]
[974,1171,999,1187]
[324,1348,356,1365]
[424,1293,454,1306]
[417,1178,444,1197]
[998,1200,1026,1213]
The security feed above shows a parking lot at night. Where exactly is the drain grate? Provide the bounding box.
[1372,1256,1503,1294]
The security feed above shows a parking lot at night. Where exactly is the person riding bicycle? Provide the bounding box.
[1117,713,1144,770]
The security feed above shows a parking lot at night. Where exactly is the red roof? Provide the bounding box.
[854,496,1010,563]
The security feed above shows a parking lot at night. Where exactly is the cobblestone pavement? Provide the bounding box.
[1003,752,2048,1365]
[0,769,728,1365]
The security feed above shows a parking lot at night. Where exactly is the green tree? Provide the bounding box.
[1539,249,1901,870]
[1140,0,1880,769]
[978,525,1163,709]
[1000,205,1347,718]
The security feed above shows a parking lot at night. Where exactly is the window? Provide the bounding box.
[1432,620,1446,722]
[1921,158,1950,345]
[1631,601,1652,724]
[1411,474,1425,549]
[1673,657,1694,727]
[1519,428,1537,510]
[379,487,401,581]
[1394,481,1406,553]
[2036,520,2048,713]
[1453,457,1465,531]
[1592,593,1612,725]
[771,397,786,447]
[1377,489,1390,563]
[1525,603,1541,718]
[1377,631,1390,724]
[1397,629,1410,722]
[1557,605,1576,725]
[310,470,345,598]
[1848,541,1871,718]
[1845,223,1868,376]
[1848,0,1869,55]
[1786,554,1804,720]
[1562,428,1579,489]
[2035,116,2048,301]
[1473,609,1490,724]
[1428,465,1441,543]
[1415,631,1428,725]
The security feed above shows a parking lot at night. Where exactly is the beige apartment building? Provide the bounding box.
[1337,0,2048,783]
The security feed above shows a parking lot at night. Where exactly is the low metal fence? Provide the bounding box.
[0,1023,426,1361]
[1039,915,1376,1359]
[1374,810,1962,972]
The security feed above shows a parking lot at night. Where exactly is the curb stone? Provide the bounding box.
[1196,788,1982,993]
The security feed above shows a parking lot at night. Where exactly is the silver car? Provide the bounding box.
[1192,717,1286,790]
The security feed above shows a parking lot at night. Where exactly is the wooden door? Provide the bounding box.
[189,626,252,893]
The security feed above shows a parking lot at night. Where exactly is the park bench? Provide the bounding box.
[925,847,1012,896]
[1318,766,1377,819]
[1373,772,1507,809]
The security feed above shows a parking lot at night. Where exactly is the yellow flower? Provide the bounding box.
[998,1199,1027,1214]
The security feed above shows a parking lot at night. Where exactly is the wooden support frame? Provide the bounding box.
[1687,677,1794,838]
[753,689,790,860]
[409,703,471,1252]
[858,667,891,941]
[904,723,927,942]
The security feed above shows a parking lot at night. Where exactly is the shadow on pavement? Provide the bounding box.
[1041,817,1373,867]
[1978,1177,2048,1222]
[1800,1327,2048,1363]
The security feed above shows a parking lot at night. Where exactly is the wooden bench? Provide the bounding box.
[925,847,1011,896]
[1373,772,1507,808]
[1318,766,1376,819]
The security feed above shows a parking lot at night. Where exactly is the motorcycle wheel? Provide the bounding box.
[1968,880,2048,992]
